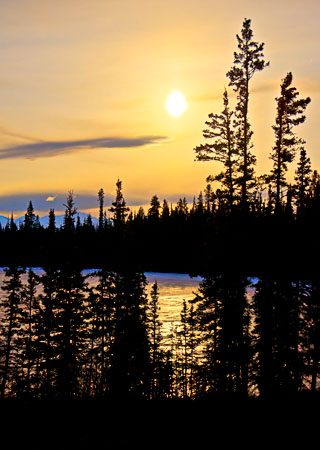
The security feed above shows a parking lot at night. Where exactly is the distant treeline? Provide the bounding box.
[0,267,319,400]
[0,176,320,276]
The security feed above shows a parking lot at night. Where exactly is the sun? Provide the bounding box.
[165,90,188,118]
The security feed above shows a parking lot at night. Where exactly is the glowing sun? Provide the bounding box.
[165,90,188,118]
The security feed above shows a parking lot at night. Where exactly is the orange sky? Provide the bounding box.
[0,0,319,217]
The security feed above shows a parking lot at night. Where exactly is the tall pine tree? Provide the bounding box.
[194,89,239,209]
[270,72,311,212]
[226,18,269,206]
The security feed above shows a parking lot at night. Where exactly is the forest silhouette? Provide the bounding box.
[0,17,319,446]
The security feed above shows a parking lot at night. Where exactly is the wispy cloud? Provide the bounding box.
[0,126,43,143]
[0,135,169,160]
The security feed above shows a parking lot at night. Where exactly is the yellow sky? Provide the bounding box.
[1,0,319,217]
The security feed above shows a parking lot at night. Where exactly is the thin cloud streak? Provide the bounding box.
[0,126,44,143]
[0,136,169,160]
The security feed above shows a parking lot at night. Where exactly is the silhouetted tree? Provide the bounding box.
[48,208,56,232]
[0,266,25,397]
[294,147,312,215]
[109,271,150,398]
[252,278,302,396]
[264,190,273,217]
[136,206,145,223]
[98,188,104,231]
[63,191,77,231]
[109,179,130,227]
[270,72,311,212]
[24,201,36,231]
[192,275,251,396]
[149,281,161,359]
[175,197,188,219]
[204,183,214,213]
[83,214,95,232]
[148,195,161,221]
[284,185,294,219]
[15,269,40,396]
[174,299,198,398]
[194,89,239,209]
[37,267,59,397]
[34,215,41,230]
[252,278,275,398]
[9,213,17,232]
[85,269,116,396]
[226,18,269,206]
[161,199,170,221]
[54,266,87,397]
[148,281,164,398]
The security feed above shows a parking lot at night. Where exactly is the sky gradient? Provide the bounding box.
[1,0,319,217]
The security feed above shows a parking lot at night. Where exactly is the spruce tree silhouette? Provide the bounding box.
[97,188,105,232]
[48,208,56,232]
[173,299,198,398]
[148,281,162,398]
[7,213,17,232]
[109,179,130,228]
[54,265,87,398]
[63,191,77,231]
[86,269,116,396]
[161,199,170,221]
[270,72,311,213]
[294,147,312,216]
[0,266,25,397]
[37,266,59,397]
[148,195,161,221]
[226,18,269,207]
[252,278,275,398]
[192,274,250,397]
[108,271,150,399]
[194,89,239,210]
[147,281,174,399]
[253,278,302,396]
[23,201,36,231]
[15,268,40,397]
